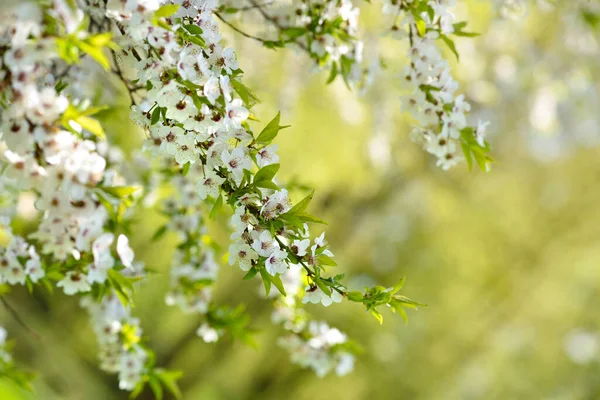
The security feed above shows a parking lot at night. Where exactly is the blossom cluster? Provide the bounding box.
[379,0,493,170]
[103,0,407,377]
[81,293,148,391]
[216,0,492,170]
[271,266,354,377]
[109,0,361,315]
[0,0,140,294]
[0,228,43,286]
[266,0,365,86]
[0,0,169,392]
[279,319,355,377]
[0,0,424,394]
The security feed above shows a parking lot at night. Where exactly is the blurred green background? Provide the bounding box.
[2,1,600,399]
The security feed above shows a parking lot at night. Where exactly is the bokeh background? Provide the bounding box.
[2,0,600,399]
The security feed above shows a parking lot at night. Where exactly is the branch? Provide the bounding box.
[213,12,273,44]
[246,0,309,52]
[110,50,138,106]
[1,296,41,340]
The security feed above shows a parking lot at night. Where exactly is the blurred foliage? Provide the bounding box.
[2,1,600,399]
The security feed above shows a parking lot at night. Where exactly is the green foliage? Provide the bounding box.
[253,112,291,145]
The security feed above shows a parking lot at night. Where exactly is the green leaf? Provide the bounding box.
[440,35,459,60]
[152,225,168,241]
[108,269,134,292]
[155,4,179,18]
[129,381,146,399]
[231,79,260,108]
[582,10,600,29]
[209,193,223,219]
[315,278,332,296]
[415,18,427,37]
[254,163,280,183]
[151,107,161,125]
[270,274,287,296]
[471,148,489,171]
[460,141,473,171]
[288,190,314,215]
[282,27,307,39]
[254,180,280,190]
[255,112,290,144]
[317,255,337,266]
[393,295,427,309]
[339,56,353,89]
[370,308,383,325]
[87,32,115,48]
[181,162,191,176]
[453,21,468,31]
[25,279,33,294]
[279,213,304,230]
[347,291,364,302]
[101,185,140,198]
[297,212,328,225]
[243,267,258,280]
[55,79,68,93]
[454,30,479,37]
[391,277,406,294]
[452,21,479,37]
[396,306,409,325]
[148,376,164,400]
[156,370,183,399]
[62,104,106,139]
[326,62,338,84]
[77,41,110,70]
[183,24,203,35]
[75,115,105,139]
[259,269,271,296]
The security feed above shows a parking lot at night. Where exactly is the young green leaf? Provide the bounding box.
[288,190,314,215]
[254,163,280,183]
[101,185,140,198]
[155,4,179,18]
[255,112,290,144]
[270,273,287,296]
[440,35,459,60]
[209,193,223,219]
[315,278,332,296]
[259,269,272,296]
[243,267,258,280]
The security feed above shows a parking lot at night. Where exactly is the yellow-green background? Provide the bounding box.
[2,1,600,399]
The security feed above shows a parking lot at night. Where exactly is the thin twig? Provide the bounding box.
[213,12,272,44]
[0,296,41,340]
[236,1,275,11]
[111,50,138,106]
[246,0,309,52]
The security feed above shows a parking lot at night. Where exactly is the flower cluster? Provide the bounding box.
[271,265,355,377]
[0,0,171,392]
[268,0,364,86]
[381,0,493,170]
[0,0,428,394]
[0,228,44,286]
[278,320,355,377]
[273,296,354,377]
[216,0,365,87]
[81,293,148,391]
[108,0,355,313]
[217,0,491,170]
